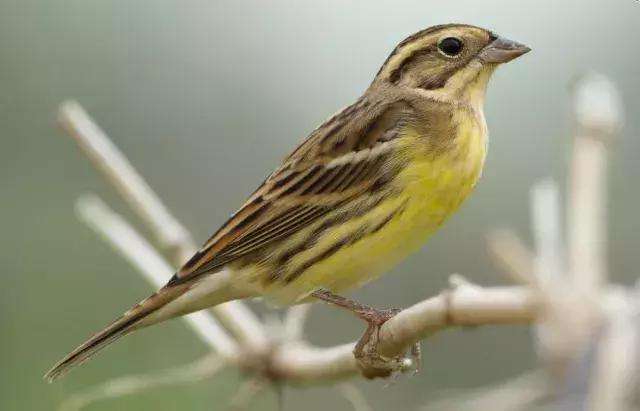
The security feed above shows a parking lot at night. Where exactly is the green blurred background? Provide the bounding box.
[2,1,639,410]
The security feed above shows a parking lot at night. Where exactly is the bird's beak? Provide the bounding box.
[479,35,531,64]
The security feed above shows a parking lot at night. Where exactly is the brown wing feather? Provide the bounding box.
[172,98,415,283]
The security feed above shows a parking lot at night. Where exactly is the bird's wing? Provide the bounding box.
[171,99,414,283]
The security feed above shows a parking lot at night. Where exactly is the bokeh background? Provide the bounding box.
[2,1,639,410]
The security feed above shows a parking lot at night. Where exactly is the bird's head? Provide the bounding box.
[374,24,530,103]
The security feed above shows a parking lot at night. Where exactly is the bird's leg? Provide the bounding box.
[311,289,420,378]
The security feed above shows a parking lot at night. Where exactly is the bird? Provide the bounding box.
[45,23,530,381]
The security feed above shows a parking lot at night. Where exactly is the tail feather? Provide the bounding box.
[44,285,187,382]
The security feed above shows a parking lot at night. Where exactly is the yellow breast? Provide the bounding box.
[398,109,488,229]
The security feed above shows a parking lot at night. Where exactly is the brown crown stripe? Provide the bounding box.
[375,23,470,79]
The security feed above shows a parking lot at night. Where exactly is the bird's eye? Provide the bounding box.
[438,37,464,57]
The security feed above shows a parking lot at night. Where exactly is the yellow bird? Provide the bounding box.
[46,23,529,381]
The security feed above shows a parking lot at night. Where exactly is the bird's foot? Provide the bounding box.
[311,289,421,379]
[353,308,421,379]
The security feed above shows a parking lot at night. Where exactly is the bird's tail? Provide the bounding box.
[44,283,190,382]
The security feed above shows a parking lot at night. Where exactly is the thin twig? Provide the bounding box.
[58,353,224,411]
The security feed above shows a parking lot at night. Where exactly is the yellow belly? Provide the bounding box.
[235,119,487,305]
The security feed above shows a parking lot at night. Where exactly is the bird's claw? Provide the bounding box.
[353,308,421,379]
